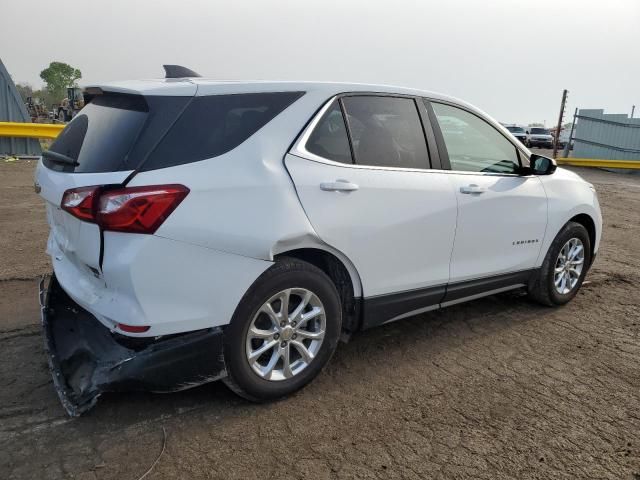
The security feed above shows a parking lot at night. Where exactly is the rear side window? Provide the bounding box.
[305,100,352,164]
[143,92,304,171]
[341,96,430,169]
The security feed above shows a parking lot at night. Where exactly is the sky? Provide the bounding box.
[3,0,639,126]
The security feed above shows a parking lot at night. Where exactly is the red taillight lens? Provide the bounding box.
[60,184,189,234]
[97,185,189,234]
[61,186,99,222]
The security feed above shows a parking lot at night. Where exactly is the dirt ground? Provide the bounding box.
[1,157,639,479]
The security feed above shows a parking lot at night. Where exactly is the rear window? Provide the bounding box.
[44,91,304,173]
[144,91,304,171]
[530,128,550,134]
[45,94,190,173]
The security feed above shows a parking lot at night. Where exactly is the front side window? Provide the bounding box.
[341,96,430,169]
[305,100,352,164]
[431,102,520,174]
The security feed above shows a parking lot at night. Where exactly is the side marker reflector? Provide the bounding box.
[117,323,151,333]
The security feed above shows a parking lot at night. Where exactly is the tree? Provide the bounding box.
[39,61,81,102]
[33,89,57,108]
[528,122,544,128]
[15,83,33,102]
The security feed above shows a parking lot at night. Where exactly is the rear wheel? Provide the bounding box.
[529,221,591,306]
[223,257,341,401]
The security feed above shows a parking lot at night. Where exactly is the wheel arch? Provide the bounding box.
[568,213,597,266]
[273,246,363,332]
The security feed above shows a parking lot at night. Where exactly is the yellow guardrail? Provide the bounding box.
[555,158,640,170]
[2,121,639,170]
[0,122,65,140]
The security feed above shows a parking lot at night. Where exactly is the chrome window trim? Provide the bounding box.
[290,94,534,178]
[288,152,531,178]
[291,94,436,174]
[290,95,345,165]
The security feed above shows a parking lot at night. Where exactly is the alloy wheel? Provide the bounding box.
[554,237,585,294]
[245,288,326,381]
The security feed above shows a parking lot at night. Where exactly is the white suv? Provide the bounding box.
[36,67,602,415]
[526,127,554,148]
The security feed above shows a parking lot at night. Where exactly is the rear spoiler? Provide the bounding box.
[80,65,201,100]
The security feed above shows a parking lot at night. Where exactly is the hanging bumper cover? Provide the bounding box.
[39,274,227,416]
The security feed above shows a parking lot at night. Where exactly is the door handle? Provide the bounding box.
[320,179,359,192]
[460,184,487,194]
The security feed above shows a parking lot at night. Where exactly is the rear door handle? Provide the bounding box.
[320,179,359,192]
[460,184,487,194]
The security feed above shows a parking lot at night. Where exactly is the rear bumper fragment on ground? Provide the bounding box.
[40,274,227,416]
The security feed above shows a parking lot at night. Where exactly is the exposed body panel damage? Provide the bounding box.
[40,274,227,416]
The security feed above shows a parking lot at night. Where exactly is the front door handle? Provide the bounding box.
[320,179,359,192]
[460,184,487,194]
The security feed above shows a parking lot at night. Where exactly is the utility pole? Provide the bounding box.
[632,105,636,119]
[553,89,568,159]
[562,107,578,158]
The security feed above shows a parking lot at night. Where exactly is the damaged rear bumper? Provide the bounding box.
[40,274,227,416]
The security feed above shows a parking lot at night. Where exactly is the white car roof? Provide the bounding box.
[84,77,520,152]
[86,77,467,106]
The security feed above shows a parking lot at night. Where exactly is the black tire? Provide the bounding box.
[528,221,591,306]
[223,257,342,402]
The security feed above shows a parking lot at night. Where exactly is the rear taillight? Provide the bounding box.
[97,185,189,234]
[60,184,189,234]
[61,186,99,221]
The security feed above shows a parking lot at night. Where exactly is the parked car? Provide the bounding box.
[504,125,527,144]
[525,127,554,148]
[36,68,602,415]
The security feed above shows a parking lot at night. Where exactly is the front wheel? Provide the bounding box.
[529,221,592,306]
[223,257,342,401]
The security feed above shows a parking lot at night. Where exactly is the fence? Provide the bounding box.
[572,109,640,161]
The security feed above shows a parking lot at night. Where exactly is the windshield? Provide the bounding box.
[530,128,550,134]
[506,126,524,133]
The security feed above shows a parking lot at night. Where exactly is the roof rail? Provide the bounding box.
[162,65,201,79]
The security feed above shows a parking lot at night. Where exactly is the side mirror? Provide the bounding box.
[525,130,529,134]
[530,154,557,175]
